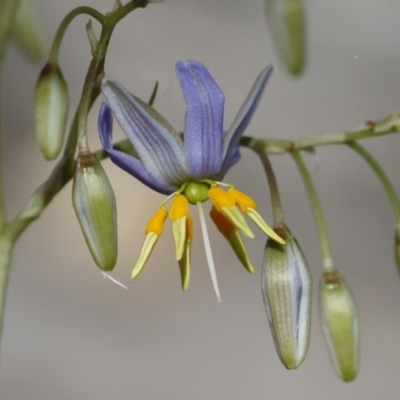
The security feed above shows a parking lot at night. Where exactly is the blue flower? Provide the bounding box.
[98,60,283,300]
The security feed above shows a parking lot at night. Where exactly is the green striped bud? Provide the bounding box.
[262,225,312,369]
[34,62,68,160]
[319,270,359,381]
[265,0,306,75]
[73,152,118,271]
[13,0,45,62]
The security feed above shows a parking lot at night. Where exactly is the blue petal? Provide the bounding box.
[216,146,241,181]
[221,65,273,175]
[101,78,191,186]
[224,147,241,174]
[176,60,224,179]
[98,103,178,195]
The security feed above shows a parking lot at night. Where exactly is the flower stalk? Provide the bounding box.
[346,141,400,225]
[251,142,285,225]
[346,141,400,275]
[291,151,334,272]
[245,111,400,155]
[0,0,22,353]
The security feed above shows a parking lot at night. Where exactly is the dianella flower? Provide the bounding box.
[262,224,312,369]
[98,59,284,300]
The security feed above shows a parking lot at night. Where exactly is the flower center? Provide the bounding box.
[184,181,210,204]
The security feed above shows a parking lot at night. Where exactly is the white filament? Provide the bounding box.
[101,271,131,291]
[197,202,221,302]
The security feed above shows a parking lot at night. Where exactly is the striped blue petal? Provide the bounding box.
[98,103,178,195]
[222,146,241,178]
[101,78,191,186]
[221,66,273,176]
[176,60,224,179]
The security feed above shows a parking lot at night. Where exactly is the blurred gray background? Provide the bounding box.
[1,0,400,399]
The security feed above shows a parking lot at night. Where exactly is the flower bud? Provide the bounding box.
[13,0,45,62]
[395,227,400,276]
[34,62,68,160]
[319,270,359,381]
[262,225,312,369]
[265,0,306,75]
[73,152,117,271]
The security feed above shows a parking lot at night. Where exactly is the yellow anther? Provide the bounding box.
[169,196,189,261]
[229,189,257,212]
[169,195,189,220]
[145,207,168,236]
[207,187,235,211]
[208,188,254,238]
[210,206,235,236]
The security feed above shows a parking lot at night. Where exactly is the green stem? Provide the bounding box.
[291,151,334,272]
[0,0,21,232]
[105,0,149,27]
[0,0,21,350]
[250,142,285,225]
[48,6,105,63]
[294,128,393,150]
[0,0,21,62]
[243,114,400,154]
[75,0,149,151]
[77,26,114,152]
[347,141,400,228]
[0,234,14,345]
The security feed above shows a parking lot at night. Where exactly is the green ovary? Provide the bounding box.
[184,181,210,204]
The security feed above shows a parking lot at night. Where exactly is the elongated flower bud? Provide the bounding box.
[262,225,312,369]
[34,62,68,160]
[13,0,45,61]
[73,152,117,271]
[265,0,306,75]
[319,270,359,381]
[395,227,400,276]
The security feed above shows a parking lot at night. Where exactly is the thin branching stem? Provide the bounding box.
[0,0,21,351]
[291,151,334,272]
[250,142,285,226]
[347,141,400,229]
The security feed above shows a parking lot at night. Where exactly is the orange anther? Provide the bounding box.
[145,207,168,236]
[207,187,235,211]
[210,206,235,236]
[229,189,257,212]
[169,195,189,221]
[186,214,194,240]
